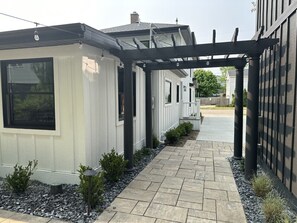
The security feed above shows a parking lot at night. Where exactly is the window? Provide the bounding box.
[118,67,136,121]
[1,58,55,130]
[165,80,172,104]
[176,84,180,103]
[189,88,192,107]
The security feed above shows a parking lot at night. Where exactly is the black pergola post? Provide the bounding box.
[123,60,134,169]
[245,55,260,179]
[145,69,153,148]
[233,66,244,159]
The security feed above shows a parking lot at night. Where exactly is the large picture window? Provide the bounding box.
[118,67,136,121]
[165,80,172,104]
[1,58,55,130]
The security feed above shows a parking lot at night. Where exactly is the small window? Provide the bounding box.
[176,84,180,103]
[165,80,172,104]
[1,58,55,130]
[189,88,192,107]
[118,67,136,121]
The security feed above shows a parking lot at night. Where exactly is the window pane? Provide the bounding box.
[12,94,55,125]
[1,58,55,130]
[165,80,172,104]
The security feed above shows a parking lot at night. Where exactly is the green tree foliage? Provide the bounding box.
[194,69,221,97]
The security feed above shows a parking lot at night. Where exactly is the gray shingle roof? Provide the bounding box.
[101,22,188,34]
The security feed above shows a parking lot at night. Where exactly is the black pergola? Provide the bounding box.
[111,27,278,179]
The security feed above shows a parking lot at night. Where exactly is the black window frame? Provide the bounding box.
[118,67,136,121]
[1,58,55,130]
[176,84,180,103]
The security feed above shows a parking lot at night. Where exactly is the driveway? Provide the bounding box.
[197,108,246,144]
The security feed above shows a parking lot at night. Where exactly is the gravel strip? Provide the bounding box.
[229,157,296,223]
[0,144,165,223]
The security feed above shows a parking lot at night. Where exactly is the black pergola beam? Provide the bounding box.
[112,38,278,61]
[245,55,260,179]
[123,60,134,169]
[233,66,244,159]
[138,58,247,70]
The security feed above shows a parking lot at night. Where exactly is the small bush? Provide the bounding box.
[100,149,128,182]
[252,174,272,198]
[165,128,180,144]
[153,135,160,148]
[133,147,152,164]
[78,164,104,208]
[176,125,186,137]
[6,160,38,193]
[263,193,287,223]
[182,122,193,135]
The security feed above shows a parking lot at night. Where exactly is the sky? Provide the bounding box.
[0,0,256,74]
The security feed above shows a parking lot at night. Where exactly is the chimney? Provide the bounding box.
[131,12,140,24]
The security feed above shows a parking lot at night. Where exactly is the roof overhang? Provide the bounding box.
[0,23,121,52]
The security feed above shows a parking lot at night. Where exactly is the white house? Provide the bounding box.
[0,16,198,184]
[226,68,248,104]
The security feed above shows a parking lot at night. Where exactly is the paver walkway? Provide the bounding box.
[0,141,246,223]
[96,140,246,223]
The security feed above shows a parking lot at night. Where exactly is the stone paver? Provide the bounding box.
[0,140,246,223]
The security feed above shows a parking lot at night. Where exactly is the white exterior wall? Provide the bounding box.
[0,44,147,184]
[152,70,182,140]
[0,45,86,184]
[81,45,146,168]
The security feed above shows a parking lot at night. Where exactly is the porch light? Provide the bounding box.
[34,30,39,41]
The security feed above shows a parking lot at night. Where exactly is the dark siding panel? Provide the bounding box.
[284,14,296,188]
[270,32,277,172]
[263,49,270,165]
[290,12,297,196]
[273,28,281,175]
[278,21,288,182]
[267,48,273,169]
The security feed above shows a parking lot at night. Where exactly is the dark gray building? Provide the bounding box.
[257,0,297,199]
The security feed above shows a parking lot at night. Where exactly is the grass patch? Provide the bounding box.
[252,174,272,198]
[263,193,288,223]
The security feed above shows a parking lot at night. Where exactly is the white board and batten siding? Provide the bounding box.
[152,70,182,140]
[0,44,146,184]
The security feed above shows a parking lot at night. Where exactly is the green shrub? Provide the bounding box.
[165,128,180,144]
[263,193,287,223]
[182,122,193,135]
[100,149,128,182]
[252,174,272,198]
[176,125,186,137]
[133,147,152,164]
[5,160,38,193]
[78,164,104,208]
[153,135,160,148]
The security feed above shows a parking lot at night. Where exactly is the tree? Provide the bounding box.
[194,69,221,97]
